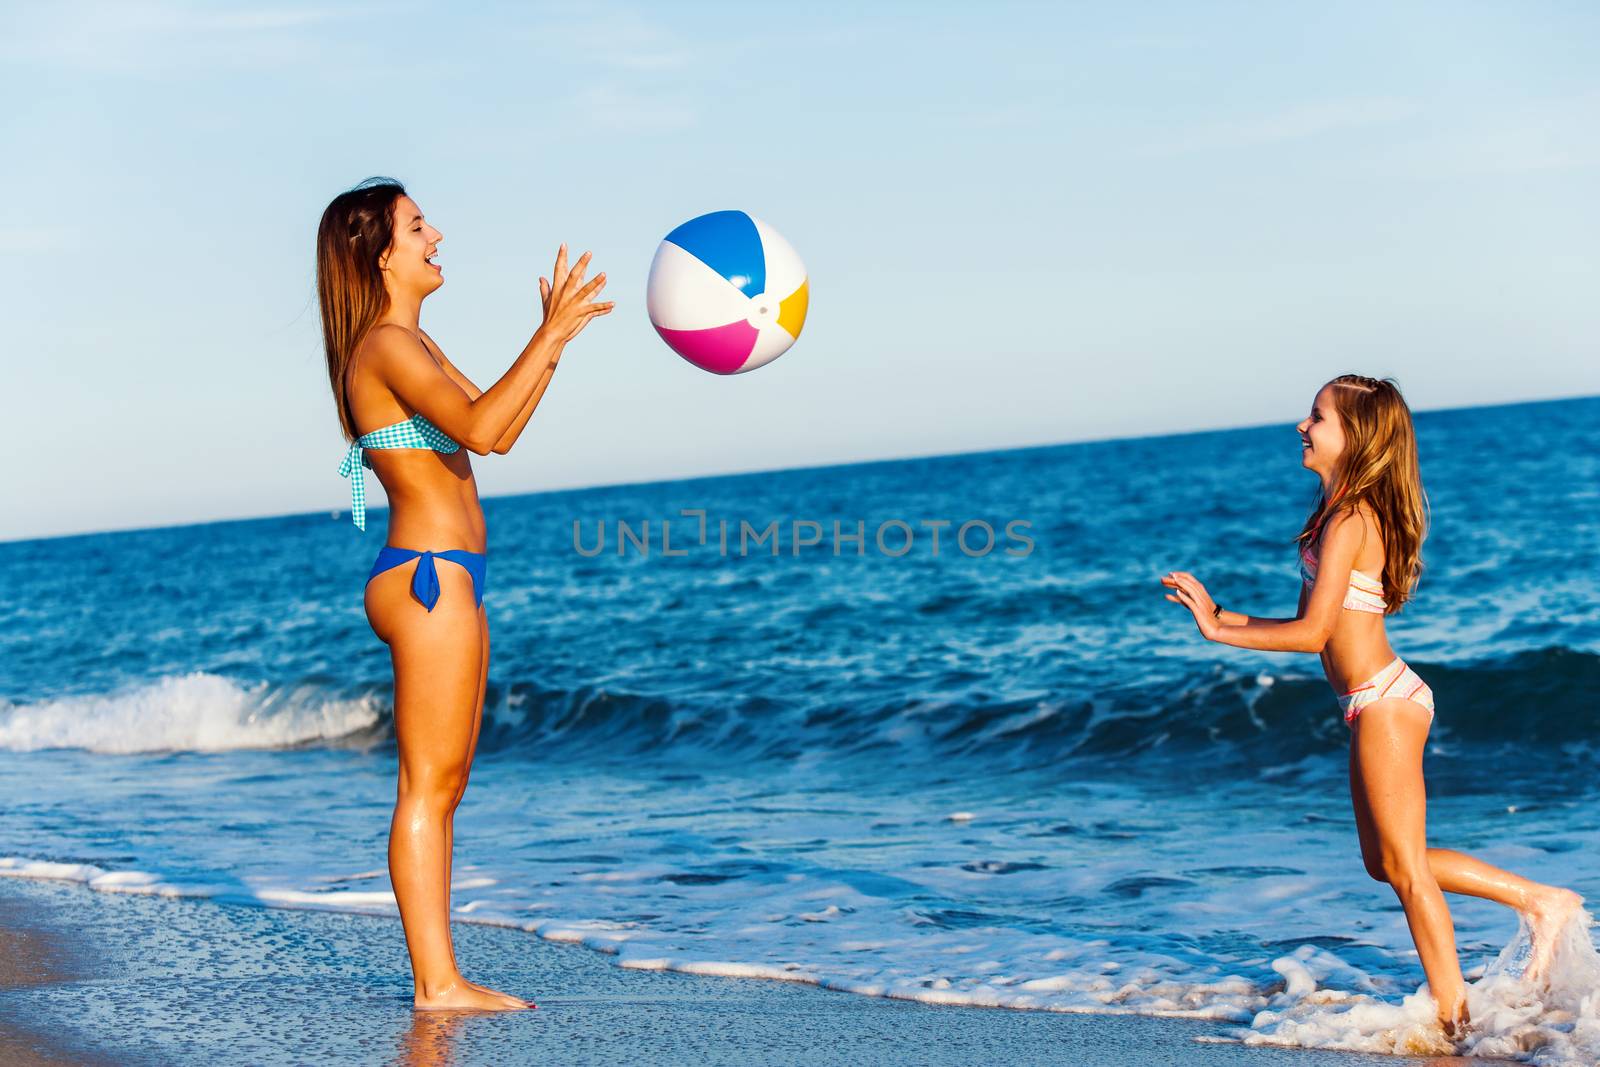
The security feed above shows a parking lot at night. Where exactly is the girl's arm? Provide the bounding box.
[1208,609,1331,652]
[1215,581,1305,626]
[1216,609,1295,626]
[1213,511,1364,652]
[1166,510,1366,653]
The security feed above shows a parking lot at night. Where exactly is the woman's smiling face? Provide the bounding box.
[380,194,444,297]
[1296,383,1346,476]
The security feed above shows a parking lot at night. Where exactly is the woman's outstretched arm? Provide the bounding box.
[420,329,562,455]
[489,357,560,455]
[370,248,609,454]
[485,269,577,454]
[367,324,562,455]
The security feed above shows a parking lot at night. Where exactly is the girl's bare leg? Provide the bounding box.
[1349,698,1468,1032]
[371,564,530,1011]
[1351,714,1586,991]
[1421,850,1583,981]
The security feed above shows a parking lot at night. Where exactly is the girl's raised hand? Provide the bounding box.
[537,243,614,344]
[1162,571,1219,640]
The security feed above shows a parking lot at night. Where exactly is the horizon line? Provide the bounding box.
[6,389,1595,547]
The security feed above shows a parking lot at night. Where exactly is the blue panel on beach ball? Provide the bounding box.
[662,210,766,297]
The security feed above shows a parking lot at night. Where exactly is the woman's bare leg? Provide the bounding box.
[370,564,529,1011]
[446,606,502,997]
[1350,698,1467,1032]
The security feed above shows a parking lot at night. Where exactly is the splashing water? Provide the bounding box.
[1207,909,1600,1064]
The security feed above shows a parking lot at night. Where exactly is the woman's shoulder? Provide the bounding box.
[353,322,422,368]
[348,324,434,400]
[346,325,423,432]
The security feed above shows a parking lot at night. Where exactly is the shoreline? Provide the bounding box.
[0,874,1482,1067]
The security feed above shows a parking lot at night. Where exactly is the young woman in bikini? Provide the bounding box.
[1162,373,1583,1038]
[316,177,613,1010]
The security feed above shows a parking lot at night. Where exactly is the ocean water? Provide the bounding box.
[2,396,1597,1062]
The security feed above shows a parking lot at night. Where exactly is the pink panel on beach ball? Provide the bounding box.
[653,319,761,375]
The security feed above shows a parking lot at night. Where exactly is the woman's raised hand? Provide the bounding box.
[538,244,614,343]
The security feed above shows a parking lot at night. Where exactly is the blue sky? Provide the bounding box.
[5,0,1598,541]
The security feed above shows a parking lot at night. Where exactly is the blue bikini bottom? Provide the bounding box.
[367,546,486,612]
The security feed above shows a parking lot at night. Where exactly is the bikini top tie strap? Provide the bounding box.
[337,441,368,531]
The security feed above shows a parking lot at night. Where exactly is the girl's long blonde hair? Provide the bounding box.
[1295,374,1429,614]
[315,176,407,442]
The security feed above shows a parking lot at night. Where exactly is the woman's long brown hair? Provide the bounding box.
[1295,374,1430,614]
[316,177,407,441]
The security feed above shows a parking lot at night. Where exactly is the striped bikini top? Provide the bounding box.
[337,413,461,532]
[1299,540,1387,614]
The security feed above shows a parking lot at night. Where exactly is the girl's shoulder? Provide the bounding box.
[1316,502,1381,554]
[1351,501,1383,540]
[1341,502,1386,571]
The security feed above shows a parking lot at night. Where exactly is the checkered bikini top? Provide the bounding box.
[337,413,461,532]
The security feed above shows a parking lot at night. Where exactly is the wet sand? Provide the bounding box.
[0,887,113,1066]
[0,876,1479,1066]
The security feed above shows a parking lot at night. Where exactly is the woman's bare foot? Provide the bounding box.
[460,975,533,1003]
[1522,886,1586,986]
[415,976,536,1011]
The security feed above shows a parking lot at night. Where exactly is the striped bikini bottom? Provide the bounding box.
[1337,656,1435,728]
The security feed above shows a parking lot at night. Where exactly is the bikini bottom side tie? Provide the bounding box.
[366,546,487,611]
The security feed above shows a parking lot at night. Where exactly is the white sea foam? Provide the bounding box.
[0,673,381,753]
[0,857,202,897]
[1211,913,1600,1064]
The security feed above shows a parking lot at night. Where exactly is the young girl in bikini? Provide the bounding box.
[1162,373,1584,1038]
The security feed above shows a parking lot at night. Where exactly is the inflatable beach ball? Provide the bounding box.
[646,210,808,374]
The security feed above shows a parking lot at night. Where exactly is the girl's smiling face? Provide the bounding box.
[1296,384,1346,476]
